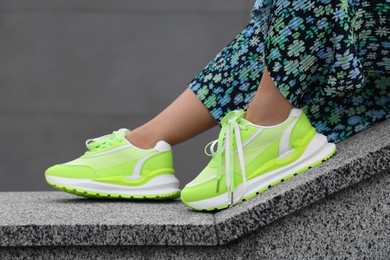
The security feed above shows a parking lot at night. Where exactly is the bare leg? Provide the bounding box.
[245,66,293,126]
[126,88,217,149]
[127,66,291,148]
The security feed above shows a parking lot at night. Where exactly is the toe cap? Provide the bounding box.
[180,178,228,203]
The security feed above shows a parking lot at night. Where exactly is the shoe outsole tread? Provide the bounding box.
[47,181,181,200]
[182,146,337,211]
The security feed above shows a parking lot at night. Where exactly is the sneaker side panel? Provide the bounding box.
[290,111,316,146]
[141,151,175,176]
[89,150,176,186]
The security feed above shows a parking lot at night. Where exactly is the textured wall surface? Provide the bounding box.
[0,0,255,191]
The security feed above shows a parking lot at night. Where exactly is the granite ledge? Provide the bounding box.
[0,119,388,247]
[0,193,217,247]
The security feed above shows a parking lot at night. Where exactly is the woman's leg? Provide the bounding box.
[245,66,292,126]
[126,88,218,149]
[127,66,292,149]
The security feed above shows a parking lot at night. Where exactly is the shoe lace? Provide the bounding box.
[204,110,247,207]
[84,129,128,155]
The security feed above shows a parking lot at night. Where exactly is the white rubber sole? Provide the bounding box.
[186,133,336,209]
[46,174,180,196]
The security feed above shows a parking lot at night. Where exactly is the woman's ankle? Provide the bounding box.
[245,103,293,126]
[126,129,158,149]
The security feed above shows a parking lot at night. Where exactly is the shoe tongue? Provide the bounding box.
[86,128,130,151]
[115,128,131,137]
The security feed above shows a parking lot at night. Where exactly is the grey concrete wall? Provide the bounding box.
[0,0,255,191]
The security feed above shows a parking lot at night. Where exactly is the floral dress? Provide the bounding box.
[188,0,390,143]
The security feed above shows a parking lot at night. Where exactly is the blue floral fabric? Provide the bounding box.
[188,0,390,143]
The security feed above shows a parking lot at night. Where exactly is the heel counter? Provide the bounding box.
[290,112,315,145]
[141,151,175,176]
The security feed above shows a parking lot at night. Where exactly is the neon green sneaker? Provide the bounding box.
[180,108,336,211]
[45,129,180,199]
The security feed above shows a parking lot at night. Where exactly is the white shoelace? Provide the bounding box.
[85,128,129,151]
[204,110,248,206]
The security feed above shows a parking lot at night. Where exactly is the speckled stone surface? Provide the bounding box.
[0,119,388,252]
[1,169,389,259]
[0,193,217,246]
[246,168,390,259]
[214,119,390,244]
